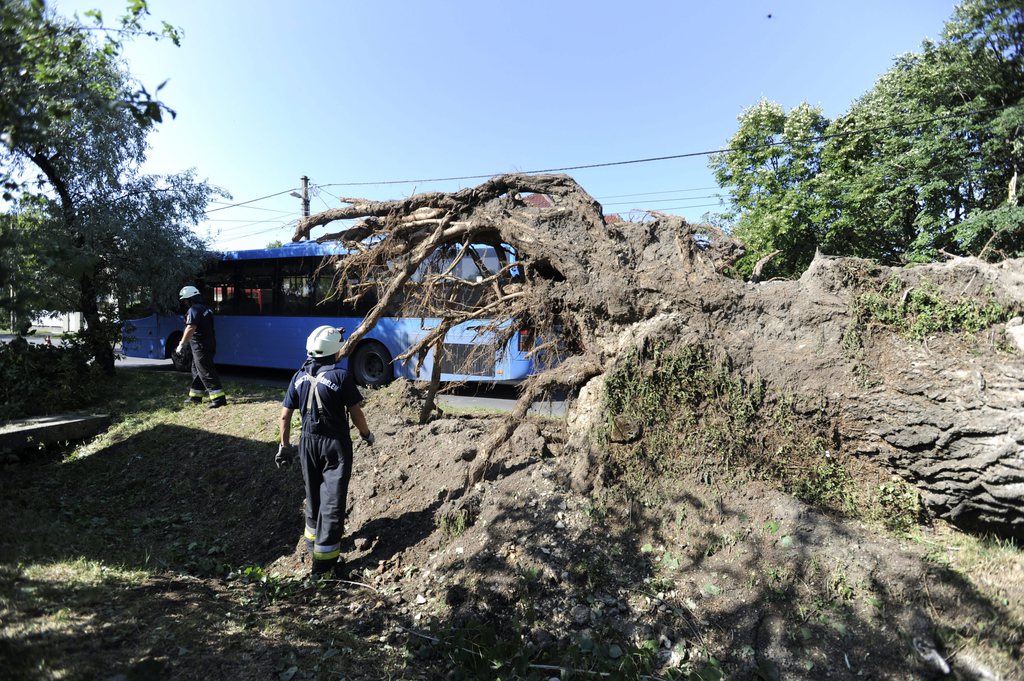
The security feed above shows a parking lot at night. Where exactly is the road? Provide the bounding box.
[151,360,566,417]
[1,334,565,416]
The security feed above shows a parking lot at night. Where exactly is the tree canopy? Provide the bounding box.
[0,1,221,370]
[711,0,1023,278]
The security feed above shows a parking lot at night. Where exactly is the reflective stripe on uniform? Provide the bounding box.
[304,526,317,541]
[189,389,204,397]
[207,389,226,399]
[313,542,341,561]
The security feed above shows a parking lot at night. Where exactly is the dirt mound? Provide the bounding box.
[2,368,1021,680]
[253,384,1021,680]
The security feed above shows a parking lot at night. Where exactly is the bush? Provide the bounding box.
[0,335,100,419]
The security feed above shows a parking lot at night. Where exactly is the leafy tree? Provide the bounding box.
[0,1,221,372]
[0,206,67,332]
[709,99,828,277]
[713,0,1023,276]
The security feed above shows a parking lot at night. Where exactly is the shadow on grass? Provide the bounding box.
[0,422,417,680]
[1,420,1020,680]
[408,481,1022,680]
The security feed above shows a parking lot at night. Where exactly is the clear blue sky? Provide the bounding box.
[56,0,958,250]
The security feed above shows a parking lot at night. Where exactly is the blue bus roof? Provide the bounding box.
[217,241,351,261]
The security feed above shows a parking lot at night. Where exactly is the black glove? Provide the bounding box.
[361,432,375,446]
[275,443,296,468]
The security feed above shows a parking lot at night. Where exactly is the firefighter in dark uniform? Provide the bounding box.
[277,325,374,579]
[175,285,227,409]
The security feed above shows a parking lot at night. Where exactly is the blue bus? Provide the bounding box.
[121,241,540,385]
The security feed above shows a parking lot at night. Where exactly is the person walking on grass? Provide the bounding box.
[175,285,226,409]
[277,325,374,579]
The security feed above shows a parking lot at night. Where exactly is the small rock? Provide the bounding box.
[415,594,427,605]
[570,604,591,625]
[531,628,555,646]
[458,447,477,462]
[353,537,369,550]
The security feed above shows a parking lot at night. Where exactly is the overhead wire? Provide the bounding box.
[597,187,719,199]
[602,193,723,208]
[207,201,295,215]
[204,188,299,214]
[205,106,1008,218]
[314,106,1008,189]
[210,221,296,246]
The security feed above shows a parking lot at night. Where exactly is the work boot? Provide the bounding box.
[208,396,227,409]
[183,396,203,406]
[310,558,344,581]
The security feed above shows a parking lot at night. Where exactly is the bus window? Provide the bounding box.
[456,246,499,281]
[280,260,314,315]
[205,264,237,315]
[350,275,379,316]
[314,271,346,316]
[238,261,274,315]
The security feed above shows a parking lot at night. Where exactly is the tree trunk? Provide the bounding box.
[31,150,115,374]
[295,174,1024,539]
[79,272,115,375]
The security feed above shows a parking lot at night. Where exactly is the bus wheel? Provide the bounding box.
[167,334,192,372]
[351,341,393,387]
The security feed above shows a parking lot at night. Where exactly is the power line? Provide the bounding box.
[206,216,293,234]
[649,201,725,212]
[204,188,299,214]
[597,187,719,199]
[207,201,295,215]
[602,193,723,208]
[316,106,1007,189]
[212,220,297,244]
[205,217,293,223]
[205,106,1007,215]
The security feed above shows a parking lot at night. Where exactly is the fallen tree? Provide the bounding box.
[294,174,1024,539]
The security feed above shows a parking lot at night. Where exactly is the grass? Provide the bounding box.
[600,342,885,522]
[3,366,1022,680]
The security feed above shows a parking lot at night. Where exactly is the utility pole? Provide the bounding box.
[291,176,312,240]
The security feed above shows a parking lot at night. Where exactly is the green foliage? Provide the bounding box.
[856,277,1014,341]
[712,0,1024,274]
[0,208,72,331]
[435,504,477,542]
[603,343,768,496]
[227,565,298,603]
[875,479,923,535]
[708,100,829,278]
[417,619,677,680]
[1,0,178,193]
[794,460,856,515]
[0,335,99,419]
[0,1,226,368]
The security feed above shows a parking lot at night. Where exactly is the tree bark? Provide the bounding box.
[296,174,1024,539]
[30,150,115,374]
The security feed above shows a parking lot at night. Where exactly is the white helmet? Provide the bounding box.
[306,325,345,358]
[179,285,200,300]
